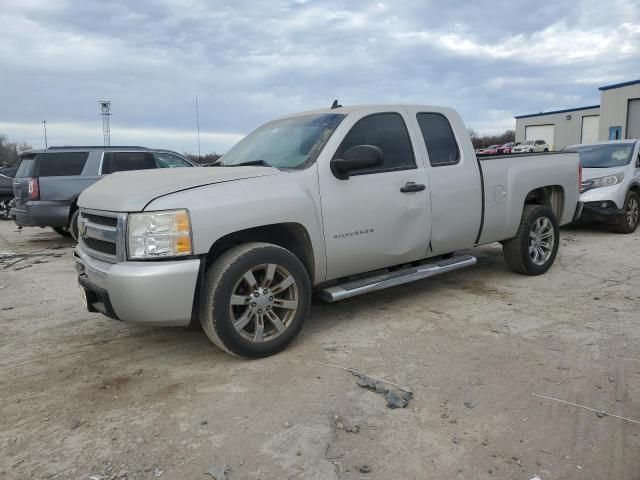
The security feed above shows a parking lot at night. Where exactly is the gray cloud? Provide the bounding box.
[1,0,638,151]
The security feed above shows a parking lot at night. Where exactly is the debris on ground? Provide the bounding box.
[205,464,227,480]
[464,400,477,409]
[533,393,640,424]
[359,464,371,474]
[152,467,164,477]
[305,361,413,408]
[351,371,413,409]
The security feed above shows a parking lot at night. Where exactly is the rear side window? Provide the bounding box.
[416,113,460,167]
[38,152,89,176]
[334,113,415,173]
[15,155,37,177]
[101,152,156,174]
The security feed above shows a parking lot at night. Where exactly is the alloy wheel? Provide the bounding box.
[627,197,639,229]
[529,216,555,266]
[229,263,299,343]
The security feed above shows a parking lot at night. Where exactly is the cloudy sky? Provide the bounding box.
[1,0,638,153]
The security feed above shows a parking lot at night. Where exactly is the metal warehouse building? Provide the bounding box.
[515,79,640,151]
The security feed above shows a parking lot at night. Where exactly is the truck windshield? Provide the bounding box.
[219,113,345,169]
[569,144,634,168]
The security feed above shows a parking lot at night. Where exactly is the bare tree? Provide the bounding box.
[0,134,32,167]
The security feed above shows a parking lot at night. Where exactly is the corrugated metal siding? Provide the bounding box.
[515,107,600,150]
[598,84,640,140]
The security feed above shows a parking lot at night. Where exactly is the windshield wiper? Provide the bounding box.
[227,159,273,168]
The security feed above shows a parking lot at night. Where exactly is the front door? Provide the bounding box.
[318,109,430,281]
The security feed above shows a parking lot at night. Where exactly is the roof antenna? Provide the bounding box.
[331,99,342,109]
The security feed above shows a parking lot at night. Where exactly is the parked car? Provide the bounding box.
[512,140,549,153]
[479,144,501,155]
[565,140,639,233]
[497,142,517,154]
[0,166,18,220]
[74,104,581,358]
[11,146,196,240]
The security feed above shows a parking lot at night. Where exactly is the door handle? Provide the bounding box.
[400,182,426,193]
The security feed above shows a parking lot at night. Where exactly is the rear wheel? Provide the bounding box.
[613,191,639,234]
[199,242,311,358]
[503,205,559,275]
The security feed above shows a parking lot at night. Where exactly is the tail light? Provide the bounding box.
[28,177,40,201]
[578,161,582,191]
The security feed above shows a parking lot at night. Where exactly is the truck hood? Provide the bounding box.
[78,166,279,212]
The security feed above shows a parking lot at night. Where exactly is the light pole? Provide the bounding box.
[42,120,48,148]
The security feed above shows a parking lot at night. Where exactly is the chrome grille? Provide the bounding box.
[78,209,127,263]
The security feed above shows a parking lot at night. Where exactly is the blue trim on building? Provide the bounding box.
[514,105,600,119]
[599,79,640,91]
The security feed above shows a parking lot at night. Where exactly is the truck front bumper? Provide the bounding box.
[74,246,201,326]
[11,201,70,228]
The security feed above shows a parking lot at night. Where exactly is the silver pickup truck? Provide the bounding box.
[75,105,582,357]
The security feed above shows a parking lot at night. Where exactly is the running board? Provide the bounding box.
[318,255,477,303]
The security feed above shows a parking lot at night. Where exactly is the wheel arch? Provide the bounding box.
[523,185,564,221]
[204,222,316,283]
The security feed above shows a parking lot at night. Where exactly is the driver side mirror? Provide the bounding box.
[331,145,384,180]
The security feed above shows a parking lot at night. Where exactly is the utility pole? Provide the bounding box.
[42,120,48,148]
[99,100,111,146]
[195,95,201,159]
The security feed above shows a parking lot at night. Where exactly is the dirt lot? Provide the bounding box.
[1,220,639,480]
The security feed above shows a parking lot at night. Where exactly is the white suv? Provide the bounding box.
[513,140,549,153]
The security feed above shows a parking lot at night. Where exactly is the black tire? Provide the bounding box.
[503,205,559,275]
[69,209,80,242]
[53,227,71,238]
[199,242,311,358]
[529,149,534,153]
[613,191,639,234]
[544,148,549,152]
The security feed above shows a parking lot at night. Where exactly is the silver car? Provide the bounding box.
[567,140,640,233]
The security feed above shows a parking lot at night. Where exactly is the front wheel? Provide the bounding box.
[613,191,639,234]
[199,242,311,358]
[503,205,559,275]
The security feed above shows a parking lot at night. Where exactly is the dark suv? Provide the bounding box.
[11,146,196,240]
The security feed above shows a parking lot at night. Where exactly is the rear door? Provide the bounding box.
[37,151,92,201]
[405,107,482,255]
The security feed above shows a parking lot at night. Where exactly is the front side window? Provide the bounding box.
[101,152,156,174]
[220,113,345,170]
[154,152,193,168]
[416,113,460,167]
[38,152,89,176]
[333,112,415,173]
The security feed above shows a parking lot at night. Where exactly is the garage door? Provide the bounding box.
[581,115,600,144]
[525,125,555,150]
[627,99,640,139]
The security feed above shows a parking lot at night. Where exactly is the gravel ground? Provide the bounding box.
[1,220,639,480]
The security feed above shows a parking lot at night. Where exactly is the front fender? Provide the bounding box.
[144,168,327,282]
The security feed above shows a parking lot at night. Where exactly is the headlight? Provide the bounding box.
[583,172,624,191]
[128,209,193,259]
